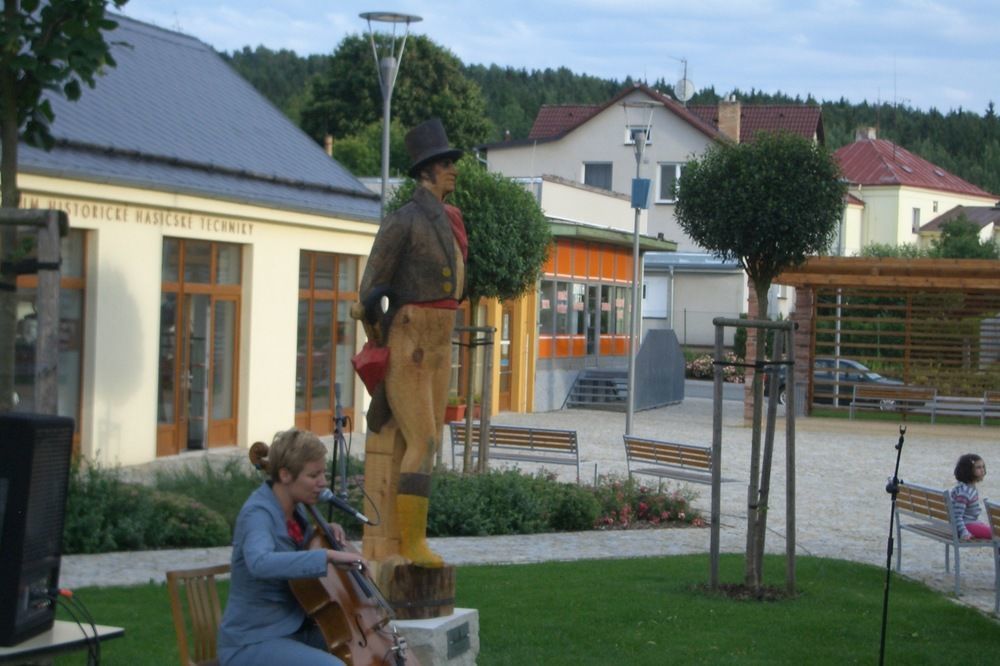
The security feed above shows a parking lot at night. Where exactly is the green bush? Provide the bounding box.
[733,313,748,358]
[150,491,231,548]
[63,460,230,554]
[427,469,599,536]
[63,456,698,552]
[153,457,262,532]
[544,482,602,531]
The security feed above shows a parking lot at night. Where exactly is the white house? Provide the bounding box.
[834,129,997,255]
[482,84,826,346]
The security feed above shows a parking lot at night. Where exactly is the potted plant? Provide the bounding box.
[444,395,466,422]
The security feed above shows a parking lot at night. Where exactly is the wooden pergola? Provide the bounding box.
[773,257,1000,406]
[777,256,1000,292]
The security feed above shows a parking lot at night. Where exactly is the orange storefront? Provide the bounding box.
[505,224,675,413]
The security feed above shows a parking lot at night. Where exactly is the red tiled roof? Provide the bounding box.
[688,105,823,143]
[518,84,722,145]
[528,106,602,139]
[835,139,996,198]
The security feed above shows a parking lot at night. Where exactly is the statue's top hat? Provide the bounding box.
[406,118,463,178]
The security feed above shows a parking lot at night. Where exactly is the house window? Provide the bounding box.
[624,126,652,145]
[583,162,612,191]
[912,208,921,232]
[933,201,939,213]
[657,163,685,203]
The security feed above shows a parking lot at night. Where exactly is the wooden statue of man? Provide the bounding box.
[354,118,466,568]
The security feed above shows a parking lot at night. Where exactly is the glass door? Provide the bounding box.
[157,239,241,457]
[294,251,358,434]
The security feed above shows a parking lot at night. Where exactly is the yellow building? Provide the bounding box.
[12,16,380,465]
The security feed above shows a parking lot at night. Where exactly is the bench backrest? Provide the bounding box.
[450,422,577,452]
[623,435,711,471]
[853,385,936,402]
[896,482,951,524]
[984,499,1000,541]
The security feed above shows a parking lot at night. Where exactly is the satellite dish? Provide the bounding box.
[675,78,695,103]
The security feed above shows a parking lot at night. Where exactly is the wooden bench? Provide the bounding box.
[894,481,992,595]
[449,421,584,482]
[982,500,1000,613]
[622,435,728,486]
[850,385,937,420]
[933,394,989,423]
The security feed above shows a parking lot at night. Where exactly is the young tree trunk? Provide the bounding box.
[461,298,478,474]
[744,282,770,591]
[752,326,784,584]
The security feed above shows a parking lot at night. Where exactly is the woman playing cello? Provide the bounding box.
[217,428,366,666]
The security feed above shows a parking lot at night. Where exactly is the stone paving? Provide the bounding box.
[62,391,1000,618]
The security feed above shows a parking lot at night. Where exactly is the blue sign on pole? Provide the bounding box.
[631,178,651,210]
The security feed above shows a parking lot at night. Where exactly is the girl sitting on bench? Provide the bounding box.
[950,453,991,540]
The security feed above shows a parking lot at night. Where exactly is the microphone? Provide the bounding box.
[319,488,371,524]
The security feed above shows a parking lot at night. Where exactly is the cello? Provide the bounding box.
[249,441,419,665]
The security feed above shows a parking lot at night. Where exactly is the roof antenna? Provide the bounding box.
[892,55,897,161]
[670,57,694,107]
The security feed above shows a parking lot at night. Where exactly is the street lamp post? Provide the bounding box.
[622,100,657,435]
[360,11,422,219]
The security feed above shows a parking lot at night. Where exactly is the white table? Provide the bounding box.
[0,621,124,665]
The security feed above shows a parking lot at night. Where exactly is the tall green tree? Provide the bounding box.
[329,118,408,178]
[463,64,619,141]
[0,0,128,411]
[675,131,845,592]
[222,45,327,125]
[300,34,491,154]
[928,215,999,259]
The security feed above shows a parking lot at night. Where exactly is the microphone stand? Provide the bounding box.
[328,382,351,524]
[879,423,906,666]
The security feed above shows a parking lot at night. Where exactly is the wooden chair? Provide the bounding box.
[166,563,230,666]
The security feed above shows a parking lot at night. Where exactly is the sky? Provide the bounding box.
[120,0,999,115]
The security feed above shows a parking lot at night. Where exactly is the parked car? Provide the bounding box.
[766,357,903,406]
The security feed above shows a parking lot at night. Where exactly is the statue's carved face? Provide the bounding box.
[422,158,457,200]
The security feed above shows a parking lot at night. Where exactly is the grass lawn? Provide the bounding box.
[54,554,999,665]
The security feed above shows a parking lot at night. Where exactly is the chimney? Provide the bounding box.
[854,127,877,141]
[323,134,334,157]
[718,95,741,142]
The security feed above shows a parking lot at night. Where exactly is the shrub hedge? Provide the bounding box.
[63,461,229,554]
[62,457,703,553]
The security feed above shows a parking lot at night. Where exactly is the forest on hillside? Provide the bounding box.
[222,45,1000,196]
